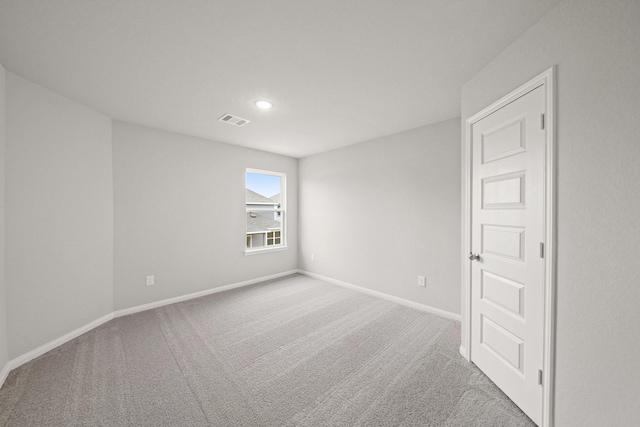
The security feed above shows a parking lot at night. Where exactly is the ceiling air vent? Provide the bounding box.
[218,113,250,127]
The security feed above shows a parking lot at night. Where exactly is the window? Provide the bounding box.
[246,169,286,253]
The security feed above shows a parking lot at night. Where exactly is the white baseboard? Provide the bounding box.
[113,270,299,318]
[0,270,299,390]
[1,311,115,389]
[1,269,456,390]
[459,345,470,361]
[0,359,11,390]
[298,270,461,322]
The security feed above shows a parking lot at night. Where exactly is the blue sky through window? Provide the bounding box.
[246,172,281,199]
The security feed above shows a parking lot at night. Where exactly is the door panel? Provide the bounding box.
[480,315,525,373]
[482,225,525,261]
[482,171,526,209]
[470,84,545,425]
[481,270,525,318]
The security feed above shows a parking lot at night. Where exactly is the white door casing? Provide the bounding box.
[461,68,556,427]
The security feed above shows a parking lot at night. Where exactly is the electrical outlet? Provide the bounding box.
[418,276,426,287]
[311,254,315,262]
[146,275,155,286]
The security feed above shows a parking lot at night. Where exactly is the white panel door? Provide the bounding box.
[470,84,546,425]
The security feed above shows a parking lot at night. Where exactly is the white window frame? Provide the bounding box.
[245,168,287,255]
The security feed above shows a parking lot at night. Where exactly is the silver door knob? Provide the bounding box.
[468,252,480,261]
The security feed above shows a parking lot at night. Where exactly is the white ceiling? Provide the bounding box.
[0,0,560,158]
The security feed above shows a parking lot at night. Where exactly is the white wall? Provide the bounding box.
[299,118,461,315]
[461,0,640,425]
[0,63,8,372]
[5,72,114,359]
[112,121,298,310]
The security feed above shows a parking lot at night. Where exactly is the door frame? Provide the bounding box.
[460,66,557,427]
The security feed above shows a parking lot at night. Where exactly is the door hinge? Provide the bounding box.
[540,113,545,130]
[539,242,545,258]
[538,369,543,386]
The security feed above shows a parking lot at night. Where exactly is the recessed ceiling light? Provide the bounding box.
[255,100,273,110]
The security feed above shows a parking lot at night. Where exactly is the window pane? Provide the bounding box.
[246,170,284,250]
[246,173,281,204]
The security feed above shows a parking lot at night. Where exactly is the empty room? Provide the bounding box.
[0,1,638,426]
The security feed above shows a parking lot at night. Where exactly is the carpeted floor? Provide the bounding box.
[0,274,536,426]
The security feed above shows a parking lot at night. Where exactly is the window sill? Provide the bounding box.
[244,245,289,256]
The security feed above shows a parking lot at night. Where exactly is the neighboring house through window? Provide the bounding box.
[246,169,285,252]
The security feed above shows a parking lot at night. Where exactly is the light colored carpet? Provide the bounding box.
[0,274,536,426]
